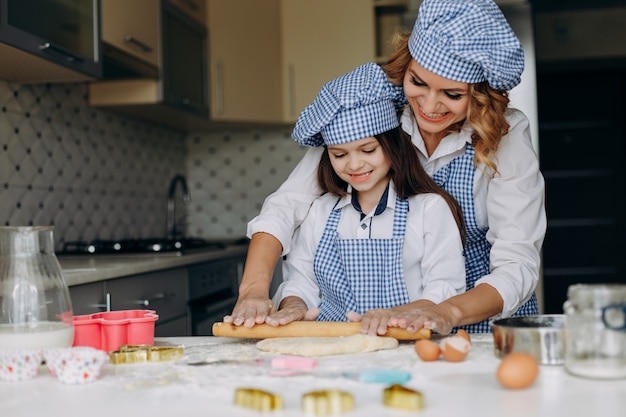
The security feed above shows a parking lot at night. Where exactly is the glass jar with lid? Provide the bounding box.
[563,283,626,379]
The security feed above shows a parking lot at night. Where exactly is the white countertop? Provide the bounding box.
[0,334,623,417]
[58,245,248,286]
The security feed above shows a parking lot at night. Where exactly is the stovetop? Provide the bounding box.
[58,237,238,255]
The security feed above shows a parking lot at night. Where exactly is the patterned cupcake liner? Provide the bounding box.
[45,346,108,384]
[0,349,44,382]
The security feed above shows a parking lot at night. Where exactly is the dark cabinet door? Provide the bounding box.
[538,69,626,314]
[0,0,102,79]
[161,1,208,117]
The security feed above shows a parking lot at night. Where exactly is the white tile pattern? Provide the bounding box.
[186,129,307,239]
[0,79,307,249]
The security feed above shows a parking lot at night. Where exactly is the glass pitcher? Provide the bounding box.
[0,226,74,350]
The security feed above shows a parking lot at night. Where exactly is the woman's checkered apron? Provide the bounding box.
[314,196,410,321]
[433,144,539,333]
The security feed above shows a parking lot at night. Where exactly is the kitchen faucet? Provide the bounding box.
[166,174,191,240]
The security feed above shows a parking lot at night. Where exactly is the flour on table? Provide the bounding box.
[256,333,398,356]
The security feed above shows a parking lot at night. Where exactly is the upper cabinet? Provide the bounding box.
[0,0,102,83]
[207,0,376,125]
[89,0,209,131]
[89,0,376,130]
[167,0,206,25]
[534,7,626,65]
[374,0,409,63]
[100,0,159,78]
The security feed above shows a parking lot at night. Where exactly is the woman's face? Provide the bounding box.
[328,137,391,198]
[403,60,470,141]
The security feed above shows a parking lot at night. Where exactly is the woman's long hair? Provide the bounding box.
[383,31,510,174]
[317,127,466,243]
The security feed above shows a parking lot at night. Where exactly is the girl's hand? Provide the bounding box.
[223,297,275,328]
[265,296,309,326]
[347,309,395,336]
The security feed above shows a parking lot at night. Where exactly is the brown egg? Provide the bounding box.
[414,339,441,361]
[455,329,471,344]
[496,352,539,390]
[440,336,470,362]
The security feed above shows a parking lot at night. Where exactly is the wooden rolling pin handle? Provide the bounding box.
[211,321,431,340]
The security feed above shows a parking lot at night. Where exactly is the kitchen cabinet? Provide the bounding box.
[105,268,190,336]
[167,0,206,25]
[68,281,108,316]
[0,0,102,83]
[100,0,160,78]
[207,0,376,124]
[68,257,245,337]
[534,7,626,64]
[188,255,244,336]
[374,0,409,62]
[537,69,626,314]
[89,0,209,131]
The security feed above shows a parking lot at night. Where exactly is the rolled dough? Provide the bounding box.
[256,333,398,356]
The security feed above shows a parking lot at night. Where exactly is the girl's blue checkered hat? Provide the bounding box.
[410,0,524,91]
[292,62,407,147]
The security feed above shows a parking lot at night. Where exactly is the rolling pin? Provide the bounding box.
[212,321,431,341]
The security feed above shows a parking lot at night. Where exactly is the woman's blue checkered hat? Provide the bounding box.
[292,62,407,147]
[409,0,524,90]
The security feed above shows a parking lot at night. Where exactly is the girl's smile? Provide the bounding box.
[349,170,373,183]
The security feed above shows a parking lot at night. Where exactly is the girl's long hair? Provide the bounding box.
[317,127,466,243]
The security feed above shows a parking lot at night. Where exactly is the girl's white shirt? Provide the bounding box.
[273,183,467,309]
[248,107,546,319]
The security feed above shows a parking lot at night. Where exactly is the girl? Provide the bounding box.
[265,62,466,330]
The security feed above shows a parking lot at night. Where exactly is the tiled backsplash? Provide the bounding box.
[186,128,305,239]
[0,80,306,249]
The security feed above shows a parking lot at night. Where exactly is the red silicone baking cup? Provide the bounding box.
[72,310,159,352]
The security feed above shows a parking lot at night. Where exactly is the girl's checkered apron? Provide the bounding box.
[433,144,539,333]
[314,196,410,321]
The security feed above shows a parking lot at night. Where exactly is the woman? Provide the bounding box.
[225,0,546,335]
[268,63,466,332]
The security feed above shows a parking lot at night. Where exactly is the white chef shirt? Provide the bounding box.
[273,183,466,309]
[248,107,546,319]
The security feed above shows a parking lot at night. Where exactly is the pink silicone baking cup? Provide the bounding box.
[72,310,159,352]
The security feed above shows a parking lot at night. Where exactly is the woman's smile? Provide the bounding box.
[417,105,451,123]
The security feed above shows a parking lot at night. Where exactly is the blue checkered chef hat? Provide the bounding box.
[409,0,524,90]
[292,62,407,147]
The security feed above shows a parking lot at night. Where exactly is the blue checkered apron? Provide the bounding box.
[314,196,410,321]
[433,144,538,333]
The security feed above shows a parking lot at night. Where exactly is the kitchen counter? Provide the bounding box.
[58,244,248,287]
[0,334,623,417]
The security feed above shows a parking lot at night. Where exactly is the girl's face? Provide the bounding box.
[328,137,391,199]
[403,60,470,142]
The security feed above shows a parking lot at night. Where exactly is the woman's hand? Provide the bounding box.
[387,304,458,335]
[223,232,285,328]
[265,296,315,326]
[223,296,276,328]
[387,285,503,335]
